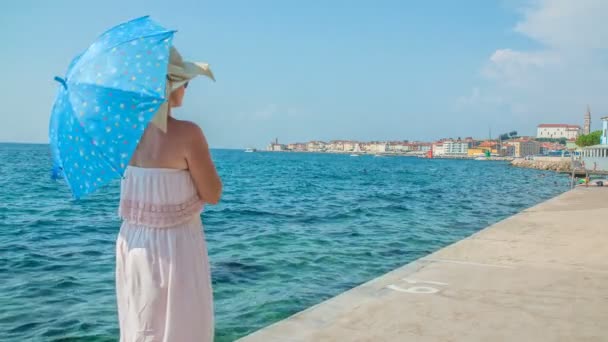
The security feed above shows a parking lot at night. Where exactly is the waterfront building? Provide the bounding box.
[307,141,327,152]
[463,137,475,147]
[584,106,591,135]
[267,138,287,151]
[365,142,388,153]
[506,140,541,158]
[540,142,566,155]
[326,140,346,152]
[501,145,515,157]
[566,139,578,150]
[467,147,499,157]
[443,141,468,156]
[432,143,445,156]
[414,143,432,152]
[267,143,286,151]
[343,141,358,152]
[537,124,581,139]
[387,141,411,152]
[419,145,431,153]
[580,145,608,171]
[581,116,608,172]
[287,143,307,151]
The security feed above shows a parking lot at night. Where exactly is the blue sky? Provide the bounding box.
[1,0,606,148]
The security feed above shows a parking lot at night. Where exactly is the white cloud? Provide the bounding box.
[460,0,608,130]
[514,0,608,50]
[482,48,561,87]
[487,0,608,85]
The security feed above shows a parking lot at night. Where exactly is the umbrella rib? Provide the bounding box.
[71,82,167,103]
[69,30,176,81]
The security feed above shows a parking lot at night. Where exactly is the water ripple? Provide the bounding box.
[0,144,569,341]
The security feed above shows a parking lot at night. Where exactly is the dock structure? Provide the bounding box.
[238,188,608,342]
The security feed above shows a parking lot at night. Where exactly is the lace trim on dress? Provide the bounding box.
[119,195,203,228]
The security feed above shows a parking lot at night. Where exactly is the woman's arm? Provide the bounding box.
[184,123,222,204]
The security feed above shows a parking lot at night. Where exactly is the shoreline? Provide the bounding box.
[264,151,599,175]
[262,150,515,161]
[238,188,608,341]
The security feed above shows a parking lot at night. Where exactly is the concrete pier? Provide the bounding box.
[238,188,608,342]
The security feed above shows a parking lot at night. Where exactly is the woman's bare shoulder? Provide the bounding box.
[168,118,203,137]
[168,118,206,147]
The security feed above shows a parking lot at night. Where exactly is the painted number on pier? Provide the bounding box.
[386,279,448,294]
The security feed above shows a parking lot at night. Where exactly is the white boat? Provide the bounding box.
[351,143,362,157]
[244,147,256,153]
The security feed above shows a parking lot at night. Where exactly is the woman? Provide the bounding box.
[115,47,222,341]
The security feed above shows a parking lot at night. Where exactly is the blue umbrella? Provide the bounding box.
[49,16,175,198]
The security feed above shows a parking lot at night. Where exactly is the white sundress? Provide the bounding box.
[115,166,214,342]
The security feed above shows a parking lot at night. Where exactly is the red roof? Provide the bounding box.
[510,139,528,142]
[478,141,497,147]
[540,142,566,149]
[537,124,581,128]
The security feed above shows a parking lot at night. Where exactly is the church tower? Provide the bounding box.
[584,105,591,135]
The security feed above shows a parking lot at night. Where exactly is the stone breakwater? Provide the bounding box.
[510,158,571,172]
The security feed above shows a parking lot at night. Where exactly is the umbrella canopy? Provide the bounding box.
[49,16,175,198]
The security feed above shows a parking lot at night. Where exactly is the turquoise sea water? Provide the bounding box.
[0,143,570,341]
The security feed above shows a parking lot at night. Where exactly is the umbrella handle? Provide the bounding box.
[54,76,68,90]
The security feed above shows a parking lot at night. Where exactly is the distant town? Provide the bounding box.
[265,107,605,159]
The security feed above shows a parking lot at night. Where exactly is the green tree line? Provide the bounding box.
[576,130,602,147]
